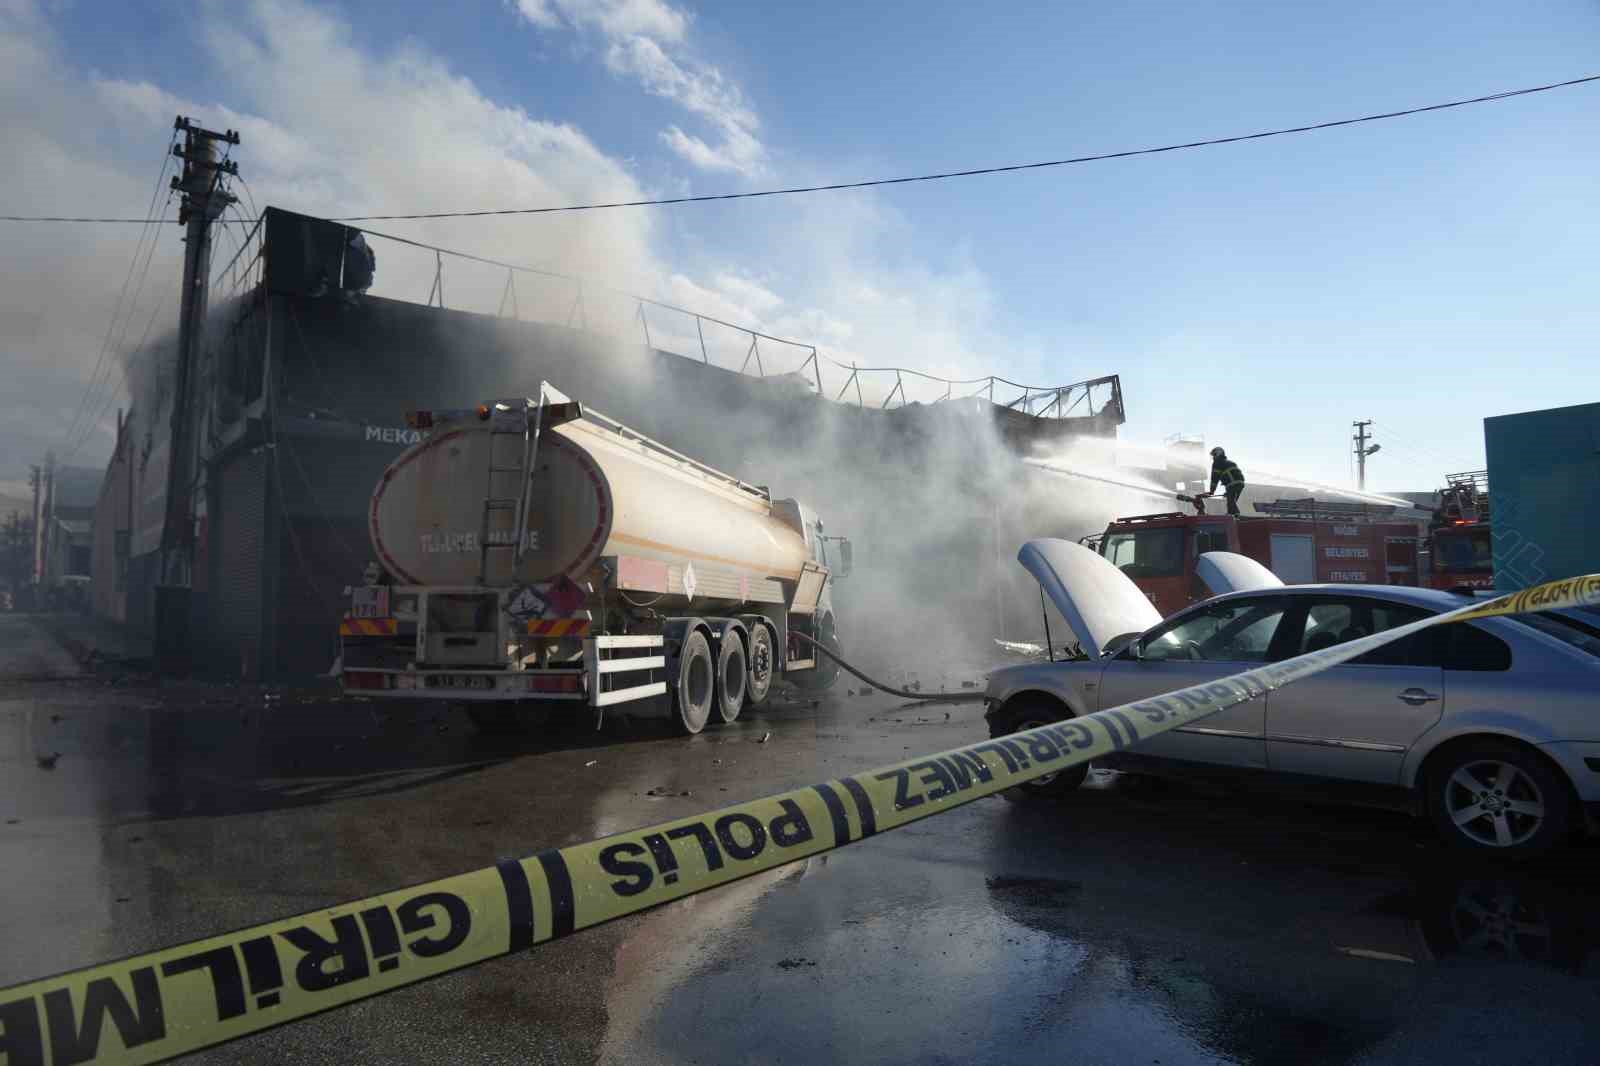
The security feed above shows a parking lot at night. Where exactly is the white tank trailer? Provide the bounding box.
[336,383,850,734]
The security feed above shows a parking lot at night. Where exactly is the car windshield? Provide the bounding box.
[1433,527,1493,573]
[1101,527,1184,579]
[1512,611,1600,660]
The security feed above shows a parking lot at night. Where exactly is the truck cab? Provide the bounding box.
[1088,512,1233,616]
[1085,500,1421,617]
[1427,471,1494,590]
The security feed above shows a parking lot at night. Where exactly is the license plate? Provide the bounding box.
[433,675,491,690]
[352,587,390,619]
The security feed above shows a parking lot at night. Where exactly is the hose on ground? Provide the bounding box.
[790,630,984,704]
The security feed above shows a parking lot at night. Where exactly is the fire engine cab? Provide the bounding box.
[1082,499,1422,617]
[1427,471,1494,591]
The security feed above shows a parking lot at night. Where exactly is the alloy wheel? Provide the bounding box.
[1443,759,1546,848]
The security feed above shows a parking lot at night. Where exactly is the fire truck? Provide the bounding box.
[1426,470,1493,591]
[1081,498,1422,616]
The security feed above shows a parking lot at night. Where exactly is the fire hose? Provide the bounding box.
[790,630,984,704]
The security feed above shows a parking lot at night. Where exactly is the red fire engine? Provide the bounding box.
[1426,470,1493,591]
[1082,498,1422,617]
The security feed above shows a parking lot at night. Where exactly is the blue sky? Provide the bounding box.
[4,0,1598,494]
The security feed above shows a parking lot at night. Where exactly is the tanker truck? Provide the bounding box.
[335,383,850,735]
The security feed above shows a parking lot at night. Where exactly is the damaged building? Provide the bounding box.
[93,207,1129,681]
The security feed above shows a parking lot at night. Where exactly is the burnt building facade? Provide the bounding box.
[97,207,1129,680]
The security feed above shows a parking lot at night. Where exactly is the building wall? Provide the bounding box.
[1484,401,1600,591]
[89,404,174,630]
[92,419,136,622]
[210,448,270,677]
[186,292,1120,677]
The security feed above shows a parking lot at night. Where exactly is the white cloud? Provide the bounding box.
[0,0,674,478]
[0,0,1023,478]
[516,0,764,177]
[515,0,689,42]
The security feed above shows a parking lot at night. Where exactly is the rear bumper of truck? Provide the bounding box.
[341,666,587,701]
[339,634,667,708]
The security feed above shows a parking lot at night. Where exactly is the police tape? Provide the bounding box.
[4,573,1597,1065]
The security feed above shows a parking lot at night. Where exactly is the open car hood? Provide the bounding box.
[1196,551,1285,596]
[1018,538,1163,658]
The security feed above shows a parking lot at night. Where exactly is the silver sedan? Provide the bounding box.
[985,540,1600,858]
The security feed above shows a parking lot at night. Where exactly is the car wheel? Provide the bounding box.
[1426,740,1572,859]
[989,697,1089,803]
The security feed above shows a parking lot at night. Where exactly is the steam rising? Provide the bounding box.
[440,314,1162,682]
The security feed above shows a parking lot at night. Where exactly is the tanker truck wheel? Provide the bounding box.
[791,617,841,694]
[671,630,715,735]
[745,624,774,708]
[714,632,748,724]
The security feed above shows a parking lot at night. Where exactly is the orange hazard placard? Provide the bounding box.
[526,618,592,637]
[339,617,398,637]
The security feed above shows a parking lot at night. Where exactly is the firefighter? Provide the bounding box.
[1208,447,1246,516]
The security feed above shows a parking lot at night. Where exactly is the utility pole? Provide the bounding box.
[157,116,239,671]
[1352,420,1380,491]
[28,464,40,587]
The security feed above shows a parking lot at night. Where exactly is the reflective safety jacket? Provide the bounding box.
[1209,458,1245,493]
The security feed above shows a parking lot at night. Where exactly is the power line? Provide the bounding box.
[5,72,1598,225]
[335,72,1600,221]
[234,174,261,225]
[58,136,179,452]
[1,213,177,223]
[65,282,174,464]
[63,191,177,460]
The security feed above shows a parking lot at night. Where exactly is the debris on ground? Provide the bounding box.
[36,753,61,770]
[776,957,817,970]
[585,760,598,767]
[759,732,771,743]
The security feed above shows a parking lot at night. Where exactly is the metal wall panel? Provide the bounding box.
[215,449,268,678]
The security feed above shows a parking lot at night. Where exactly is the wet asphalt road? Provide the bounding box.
[3,612,1599,1065]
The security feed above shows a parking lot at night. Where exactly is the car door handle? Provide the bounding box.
[1398,688,1440,705]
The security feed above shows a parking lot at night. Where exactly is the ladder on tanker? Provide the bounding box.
[477,384,578,585]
